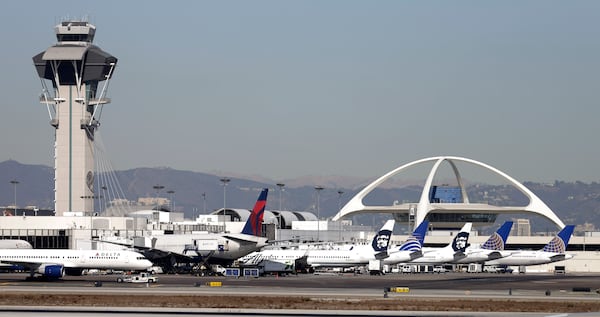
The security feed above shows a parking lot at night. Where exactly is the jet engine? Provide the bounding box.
[36,264,65,278]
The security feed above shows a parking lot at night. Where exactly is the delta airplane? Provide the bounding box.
[0,249,152,279]
[485,225,575,267]
[305,219,395,268]
[406,222,472,264]
[383,221,429,265]
[451,221,514,264]
[105,188,270,267]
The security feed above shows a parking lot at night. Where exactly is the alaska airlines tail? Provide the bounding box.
[449,222,472,253]
[542,225,575,253]
[481,221,513,251]
[398,221,429,252]
[241,188,268,236]
[371,219,395,257]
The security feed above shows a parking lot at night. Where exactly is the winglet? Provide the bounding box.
[371,219,395,255]
[241,188,268,236]
[451,222,472,252]
[399,221,429,252]
[481,221,513,251]
[542,225,575,253]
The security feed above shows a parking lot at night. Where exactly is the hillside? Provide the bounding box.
[0,160,598,233]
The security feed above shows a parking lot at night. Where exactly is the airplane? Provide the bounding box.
[102,188,270,270]
[238,248,309,274]
[404,222,473,265]
[238,219,396,272]
[0,249,152,279]
[485,225,575,267]
[304,219,395,269]
[0,240,32,249]
[382,220,429,265]
[451,221,514,264]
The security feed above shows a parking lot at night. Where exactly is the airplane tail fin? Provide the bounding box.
[241,188,268,236]
[398,221,429,252]
[449,222,472,253]
[481,221,513,251]
[542,225,575,253]
[371,219,395,256]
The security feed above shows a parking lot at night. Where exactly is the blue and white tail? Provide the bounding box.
[542,225,575,253]
[241,188,268,236]
[481,221,513,251]
[398,221,429,252]
[371,219,395,256]
[449,222,472,253]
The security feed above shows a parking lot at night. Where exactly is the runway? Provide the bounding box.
[0,272,597,316]
[1,271,598,293]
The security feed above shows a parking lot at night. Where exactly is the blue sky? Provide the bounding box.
[0,1,599,183]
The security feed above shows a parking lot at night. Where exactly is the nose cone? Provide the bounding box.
[141,259,153,269]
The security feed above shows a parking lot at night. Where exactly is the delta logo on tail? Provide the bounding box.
[542,225,575,253]
[241,188,268,236]
[399,221,429,252]
[481,221,513,251]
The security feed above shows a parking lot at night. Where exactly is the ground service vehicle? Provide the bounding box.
[116,272,158,283]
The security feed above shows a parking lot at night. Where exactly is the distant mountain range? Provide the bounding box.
[0,160,598,233]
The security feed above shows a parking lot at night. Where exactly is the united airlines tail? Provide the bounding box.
[241,188,268,236]
[371,219,395,258]
[481,221,513,251]
[398,221,429,252]
[542,225,575,253]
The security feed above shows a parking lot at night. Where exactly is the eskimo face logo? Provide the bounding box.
[452,232,469,252]
[372,230,392,252]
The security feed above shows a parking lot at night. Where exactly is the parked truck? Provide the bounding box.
[368,260,384,275]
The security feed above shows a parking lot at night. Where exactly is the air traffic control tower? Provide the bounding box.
[33,21,117,216]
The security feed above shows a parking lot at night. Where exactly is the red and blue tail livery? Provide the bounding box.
[241,188,268,236]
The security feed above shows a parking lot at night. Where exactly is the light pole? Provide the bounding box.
[202,192,206,214]
[337,190,344,241]
[153,185,164,211]
[9,180,19,215]
[220,177,230,233]
[315,185,324,242]
[167,190,175,212]
[276,183,285,229]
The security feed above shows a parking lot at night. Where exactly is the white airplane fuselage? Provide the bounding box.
[452,249,513,264]
[407,247,461,265]
[486,250,573,266]
[305,249,374,268]
[0,249,152,271]
[383,250,421,265]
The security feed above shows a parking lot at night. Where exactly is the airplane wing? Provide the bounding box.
[222,234,263,244]
[0,260,42,270]
[374,251,389,260]
[409,250,423,260]
[486,251,505,260]
[549,254,568,262]
[98,240,194,263]
[453,251,466,261]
